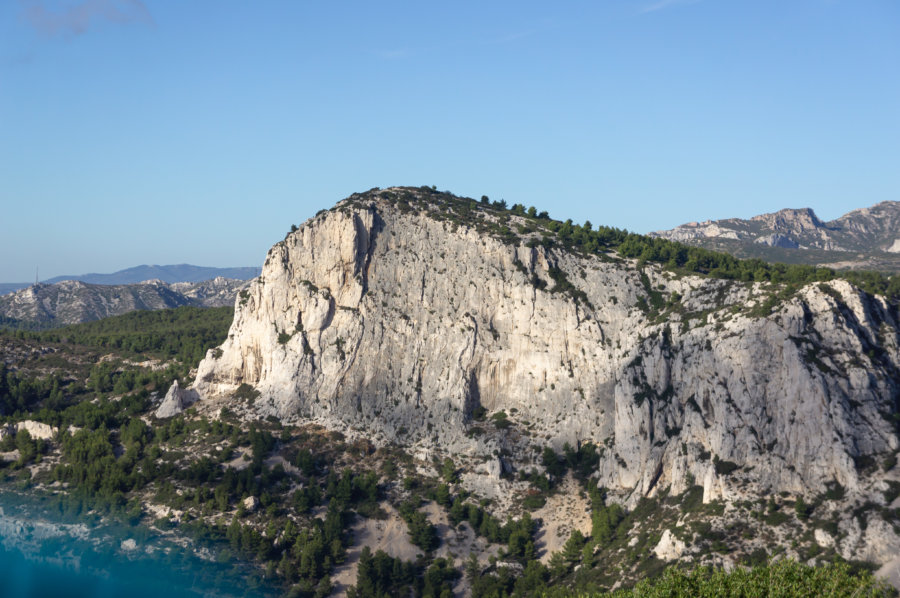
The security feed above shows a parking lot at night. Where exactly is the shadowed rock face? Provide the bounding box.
[194,188,900,512]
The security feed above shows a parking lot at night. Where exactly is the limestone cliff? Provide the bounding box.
[194,188,899,503]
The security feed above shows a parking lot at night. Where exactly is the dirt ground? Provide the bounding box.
[331,502,423,595]
[330,500,503,597]
[531,475,593,564]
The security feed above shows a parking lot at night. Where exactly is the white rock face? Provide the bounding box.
[243,496,260,513]
[754,234,800,249]
[752,207,824,234]
[3,420,58,441]
[651,221,745,242]
[193,188,900,516]
[814,528,835,549]
[653,529,686,560]
[155,380,199,418]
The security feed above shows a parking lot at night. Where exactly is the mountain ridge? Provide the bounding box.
[0,264,260,296]
[651,200,900,271]
[187,186,900,573]
[0,277,249,327]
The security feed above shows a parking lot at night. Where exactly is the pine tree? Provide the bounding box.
[562,529,585,565]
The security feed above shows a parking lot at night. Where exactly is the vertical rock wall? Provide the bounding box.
[194,190,900,505]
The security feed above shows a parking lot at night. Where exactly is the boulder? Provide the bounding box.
[155,380,199,418]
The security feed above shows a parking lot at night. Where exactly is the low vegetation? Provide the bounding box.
[549,559,894,597]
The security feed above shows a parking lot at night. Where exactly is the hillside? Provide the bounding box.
[651,201,900,272]
[189,186,900,588]
[1,187,899,597]
[43,264,262,285]
[0,277,248,327]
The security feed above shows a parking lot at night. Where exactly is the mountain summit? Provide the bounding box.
[190,186,900,573]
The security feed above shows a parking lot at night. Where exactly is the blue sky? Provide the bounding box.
[1,1,898,281]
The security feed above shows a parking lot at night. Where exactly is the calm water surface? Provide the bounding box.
[0,544,203,598]
[0,541,282,598]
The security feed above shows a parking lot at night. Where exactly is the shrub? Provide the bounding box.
[713,456,740,475]
[233,383,260,402]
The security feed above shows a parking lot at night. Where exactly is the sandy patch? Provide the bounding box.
[331,502,422,596]
[423,501,503,598]
[531,475,592,563]
[224,448,251,471]
[331,500,503,597]
[422,501,500,566]
[877,556,900,591]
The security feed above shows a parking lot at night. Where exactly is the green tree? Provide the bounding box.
[561,529,586,565]
[15,429,37,465]
[441,457,459,484]
[795,496,809,520]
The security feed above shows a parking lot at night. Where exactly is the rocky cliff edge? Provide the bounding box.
[192,188,900,563]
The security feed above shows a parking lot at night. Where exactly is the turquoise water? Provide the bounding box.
[0,544,206,598]
[0,490,281,598]
[0,541,281,598]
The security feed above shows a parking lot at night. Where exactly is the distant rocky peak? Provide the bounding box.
[751,207,824,233]
[651,200,900,272]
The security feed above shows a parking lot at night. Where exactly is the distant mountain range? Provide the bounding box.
[0,264,260,296]
[0,277,249,327]
[650,201,900,272]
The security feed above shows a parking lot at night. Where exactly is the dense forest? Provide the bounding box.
[1,305,232,364]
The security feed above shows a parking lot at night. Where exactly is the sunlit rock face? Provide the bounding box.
[194,188,900,512]
[651,200,900,271]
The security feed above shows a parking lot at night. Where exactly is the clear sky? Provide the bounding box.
[1,1,898,282]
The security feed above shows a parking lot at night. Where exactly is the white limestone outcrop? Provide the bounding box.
[191,188,900,555]
[155,380,199,419]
